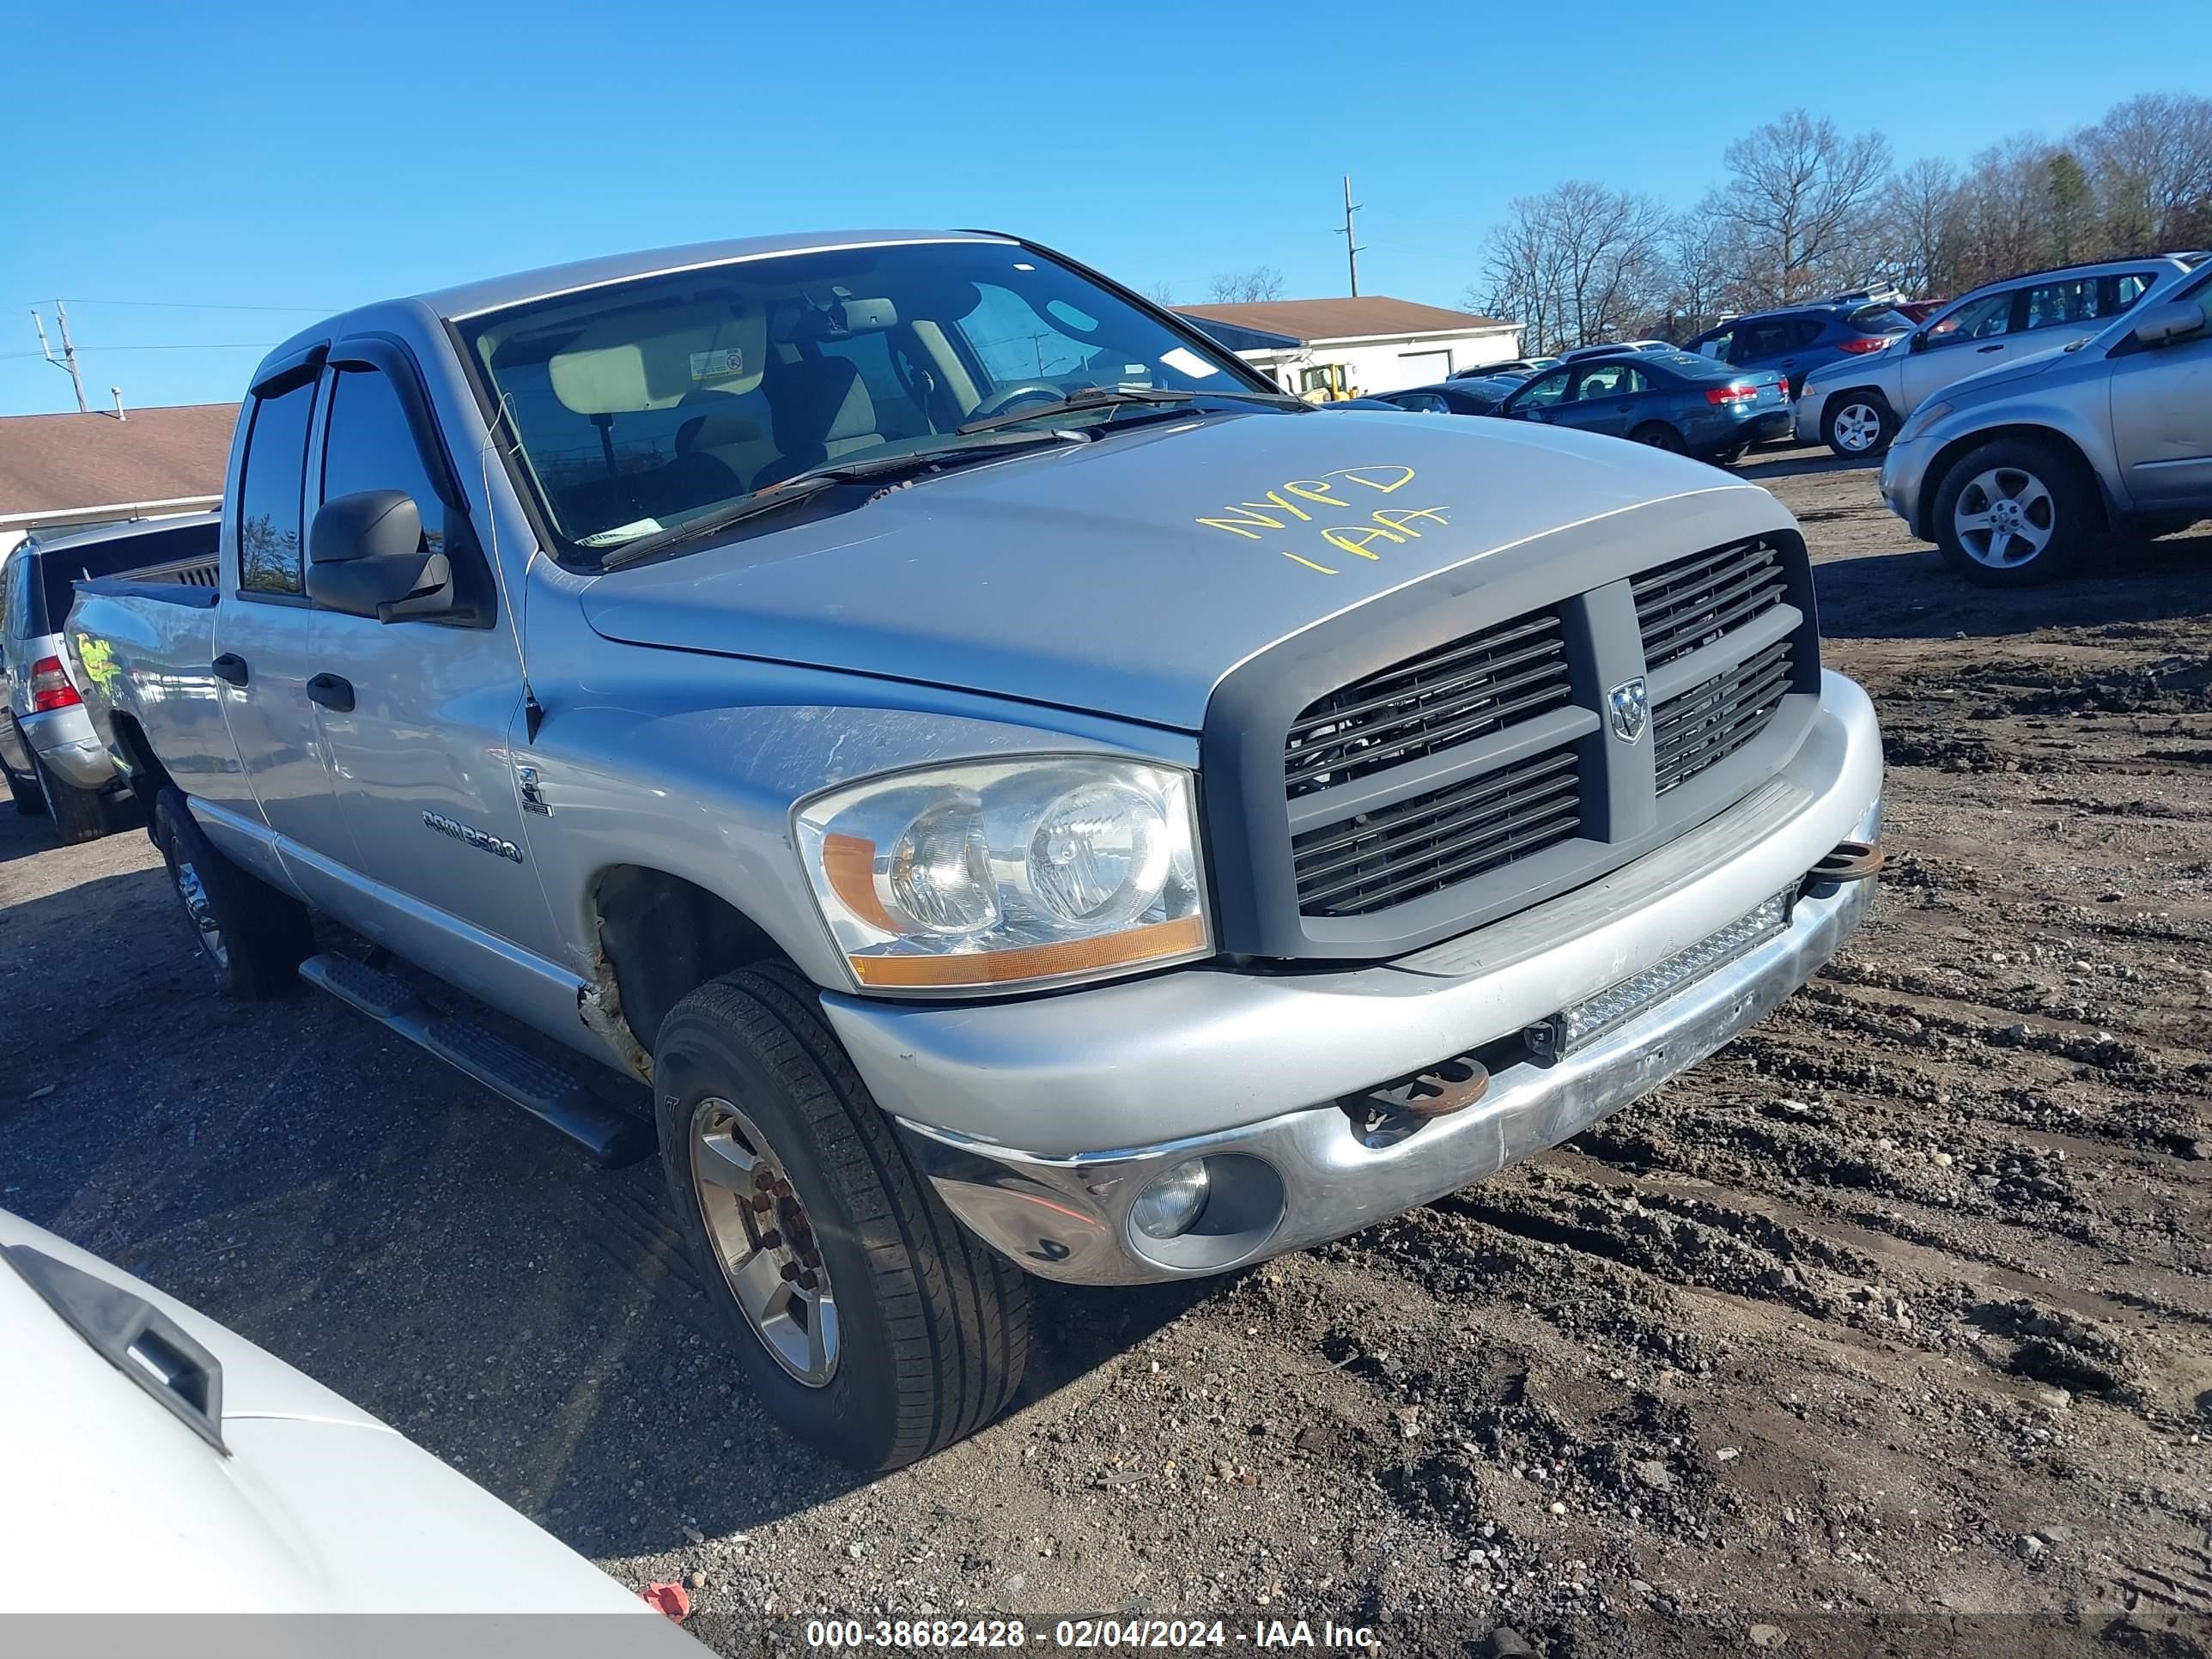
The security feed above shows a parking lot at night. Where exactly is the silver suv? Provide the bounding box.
[0,514,219,840]
[1878,261,2212,584]
[1795,254,2199,458]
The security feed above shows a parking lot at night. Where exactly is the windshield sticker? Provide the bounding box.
[1195,465,1443,575]
[690,348,746,380]
[1159,346,1219,380]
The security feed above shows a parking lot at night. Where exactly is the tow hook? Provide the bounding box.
[1339,1055,1491,1147]
[1804,838,1884,891]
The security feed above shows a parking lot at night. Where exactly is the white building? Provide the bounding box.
[1175,297,1522,398]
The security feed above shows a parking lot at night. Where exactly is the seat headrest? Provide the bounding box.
[766,358,876,447]
[547,306,766,415]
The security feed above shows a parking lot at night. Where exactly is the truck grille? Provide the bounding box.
[1291,747,1582,918]
[1653,637,1794,795]
[1633,538,1787,669]
[1284,611,1569,799]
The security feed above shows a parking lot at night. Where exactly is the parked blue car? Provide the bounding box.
[1494,348,1791,462]
[1683,301,1914,399]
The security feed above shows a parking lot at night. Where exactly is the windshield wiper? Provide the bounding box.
[957,386,1195,435]
[598,430,1078,570]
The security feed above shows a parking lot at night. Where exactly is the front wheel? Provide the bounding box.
[1932,439,2094,586]
[654,966,1030,1471]
[1824,395,1896,458]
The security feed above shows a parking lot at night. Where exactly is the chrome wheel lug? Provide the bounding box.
[758,1230,782,1251]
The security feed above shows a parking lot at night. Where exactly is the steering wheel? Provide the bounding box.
[964,380,1071,421]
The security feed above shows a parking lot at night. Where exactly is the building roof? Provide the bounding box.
[1174,296,1513,344]
[0,404,236,523]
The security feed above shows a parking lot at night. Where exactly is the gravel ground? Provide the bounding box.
[3,447,2209,1656]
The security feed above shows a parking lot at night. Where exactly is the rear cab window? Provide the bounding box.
[236,383,317,595]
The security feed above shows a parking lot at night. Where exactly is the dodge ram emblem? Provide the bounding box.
[1607,677,1650,743]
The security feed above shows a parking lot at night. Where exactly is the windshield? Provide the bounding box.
[459,240,1261,560]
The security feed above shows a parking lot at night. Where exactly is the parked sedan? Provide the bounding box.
[1367,378,1521,415]
[1496,349,1790,462]
[1879,262,2211,585]
[1686,301,1913,402]
[1449,357,1555,380]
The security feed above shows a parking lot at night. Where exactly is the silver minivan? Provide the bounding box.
[0,514,219,841]
[1795,254,2200,457]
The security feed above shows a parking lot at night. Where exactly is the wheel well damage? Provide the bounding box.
[587,866,791,1077]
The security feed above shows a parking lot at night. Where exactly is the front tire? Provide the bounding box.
[1933,439,2094,586]
[654,966,1030,1471]
[1824,394,1896,458]
[152,789,314,998]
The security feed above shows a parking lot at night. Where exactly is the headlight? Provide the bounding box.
[1895,399,1953,443]
[795,757,1209,994]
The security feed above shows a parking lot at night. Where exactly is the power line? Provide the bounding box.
[4,297,331,313]
[68,341,278,352]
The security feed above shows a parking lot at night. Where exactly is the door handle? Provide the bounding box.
[211,653,249,687]
[306,672,355,713]
[1977,343,2004,353]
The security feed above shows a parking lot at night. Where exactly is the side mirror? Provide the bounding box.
[1907,330,1929,353]
[2129,299,2205,348]
[306,490,461,623]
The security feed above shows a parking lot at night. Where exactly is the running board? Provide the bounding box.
[298,953,655,1169]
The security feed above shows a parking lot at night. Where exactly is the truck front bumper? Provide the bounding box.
[823,670,1884,1286]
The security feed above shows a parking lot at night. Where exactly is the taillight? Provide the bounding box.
[1706,383,1758,405]
[29,656,81,713]
[1837,336,1893,355]
[1777,374,1790,397]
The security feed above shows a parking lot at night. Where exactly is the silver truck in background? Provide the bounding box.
[0,513,218,840]
[68,230,1885,1469]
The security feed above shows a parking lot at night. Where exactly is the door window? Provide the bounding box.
[1927,291,2014,343]
[2112,272,2157,310]
[319,367,446,556]
[2021,278,2104,331]
[1694,329,1733,362]
[1730,319,1800,362]
[236,382,317,595]
[1575,364,1647,398]
[1516,368,1572,408]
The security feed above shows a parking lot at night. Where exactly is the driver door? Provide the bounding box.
[1904,289,2019,406]
[1561,362,1646,438]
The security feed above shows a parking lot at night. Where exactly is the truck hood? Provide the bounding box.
[581,411,1778,732]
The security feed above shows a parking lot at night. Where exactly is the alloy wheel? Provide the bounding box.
[689,1097,840,1386]
[1832,403,1884,453]
[1954,466,2056,568]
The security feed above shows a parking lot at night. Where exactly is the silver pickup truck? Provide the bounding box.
[69,230,1885,1470]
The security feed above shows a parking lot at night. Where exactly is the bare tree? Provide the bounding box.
[1141,279,1176,307]
[2077,92,2212,252]
[1661,197,1753,334]
[1872,157,1964,297]
[1207,267,1286,305]
[1953,136,2057,289]
[1715,111,1892,301]
[1477,181,1668,355]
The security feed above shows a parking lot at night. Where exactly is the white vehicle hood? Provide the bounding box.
[0,1212,690,1634]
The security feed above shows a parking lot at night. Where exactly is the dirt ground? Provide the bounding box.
[3,447,2209,1657]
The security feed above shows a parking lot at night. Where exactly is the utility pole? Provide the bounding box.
[1337,174,1366,298]
[33,303,89,413]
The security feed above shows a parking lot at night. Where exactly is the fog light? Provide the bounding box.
[1131,1159,1211,1240]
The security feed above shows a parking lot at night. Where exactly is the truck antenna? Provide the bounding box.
[477,394,545,742]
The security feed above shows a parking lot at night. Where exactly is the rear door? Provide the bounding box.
[301,339,560,959]
[210,369,353,845]
[2109,275,2212,510]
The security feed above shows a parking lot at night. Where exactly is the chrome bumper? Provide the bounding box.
[897,850,1874,1285]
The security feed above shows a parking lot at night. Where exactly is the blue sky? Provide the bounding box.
[7,0,2204,414]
